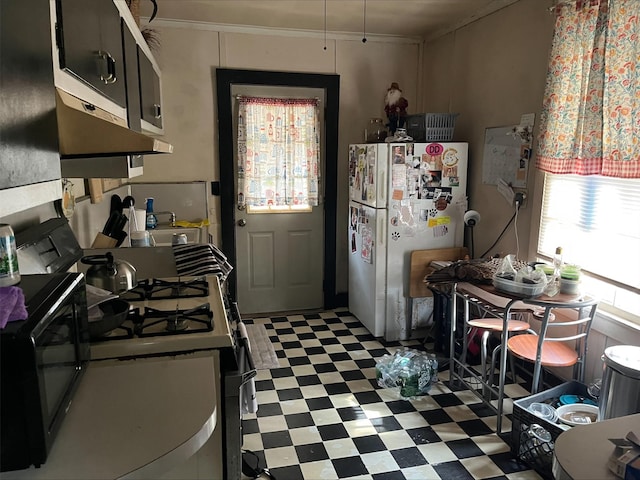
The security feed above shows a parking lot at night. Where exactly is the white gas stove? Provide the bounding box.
[89,275,234,361]
[88,273,252,480]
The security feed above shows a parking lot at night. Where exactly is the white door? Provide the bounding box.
[232,85,325,314]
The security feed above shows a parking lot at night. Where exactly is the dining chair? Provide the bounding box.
[507,297,599,394]
[467,315,532,387]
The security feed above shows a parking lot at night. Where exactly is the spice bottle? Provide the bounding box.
[0,224,21,286]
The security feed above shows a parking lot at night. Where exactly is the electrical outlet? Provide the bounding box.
[514,191,527,208]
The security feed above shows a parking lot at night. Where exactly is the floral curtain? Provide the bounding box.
[237,96,320,207]
[536,0,640,178]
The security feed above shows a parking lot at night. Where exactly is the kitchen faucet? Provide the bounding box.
[154,211,176,227]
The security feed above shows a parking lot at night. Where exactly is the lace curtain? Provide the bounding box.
[236,96,320,207]
[536,0,640,178]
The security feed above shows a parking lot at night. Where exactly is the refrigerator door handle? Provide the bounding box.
[378,214,384,247]
[378,171,386,205]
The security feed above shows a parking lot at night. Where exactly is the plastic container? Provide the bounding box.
[528,402,558,423]
[365,117,387,143]
[555,403,598,426]
[0,224,21,286]
[405,113,458,142]
[511,381,591,478]
[493,275,546,297]
[130,230,151,247]
[559,277,581,294]
[599,345,640,420]
[535,263,555,280]
[559,264,581,294]
[560,264,581,280]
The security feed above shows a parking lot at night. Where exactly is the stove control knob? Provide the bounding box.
[237,218,247,227]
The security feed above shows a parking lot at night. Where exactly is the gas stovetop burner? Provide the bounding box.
[121,277,210,301]
[166,313,189,332]
[135,303,214,337]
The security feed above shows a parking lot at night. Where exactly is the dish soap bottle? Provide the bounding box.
[0,224,21,286]
[145,197,157,230]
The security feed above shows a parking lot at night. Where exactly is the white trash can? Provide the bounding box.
[599,345,640,420]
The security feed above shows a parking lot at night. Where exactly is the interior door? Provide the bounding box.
[232,85,325,314]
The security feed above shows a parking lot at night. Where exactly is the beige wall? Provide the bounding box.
[423,0,554,259]
[134,24,422,293]
[137,0,554,295]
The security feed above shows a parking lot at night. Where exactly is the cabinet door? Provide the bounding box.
[56,0,126,108]
[1,0,60,191]
[122,18,141,132]
[138,45,162,129]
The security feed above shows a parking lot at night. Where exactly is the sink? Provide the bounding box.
[148,227,202,246]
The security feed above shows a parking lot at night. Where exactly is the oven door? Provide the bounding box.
[222,300,257,480]
[1,273,90,472]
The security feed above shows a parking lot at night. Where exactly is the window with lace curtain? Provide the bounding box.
[236,96,320,213]
[536,0,640,322]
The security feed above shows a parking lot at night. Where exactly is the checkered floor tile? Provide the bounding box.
[241,310,543,480]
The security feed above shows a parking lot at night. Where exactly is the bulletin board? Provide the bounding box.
[482,125,531,188]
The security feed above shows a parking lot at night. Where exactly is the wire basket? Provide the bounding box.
[406,113,458,142]
[511,381,591,479]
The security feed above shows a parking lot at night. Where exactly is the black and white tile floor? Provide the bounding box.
[241,309,543,480]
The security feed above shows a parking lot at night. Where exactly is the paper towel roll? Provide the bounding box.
[133,209,147,231]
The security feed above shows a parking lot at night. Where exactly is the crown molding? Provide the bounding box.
[141,17,423,45]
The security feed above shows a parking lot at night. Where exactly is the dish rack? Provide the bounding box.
[511,381,592,479]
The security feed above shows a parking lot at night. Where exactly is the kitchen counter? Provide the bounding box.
[2,354,218,480]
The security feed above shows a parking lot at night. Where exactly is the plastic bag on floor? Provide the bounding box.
[375,348,438,398]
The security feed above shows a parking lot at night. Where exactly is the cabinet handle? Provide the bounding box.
[97,50,117,84]
[154,104,162,119]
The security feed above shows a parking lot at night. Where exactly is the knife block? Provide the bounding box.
[91,232,118,248]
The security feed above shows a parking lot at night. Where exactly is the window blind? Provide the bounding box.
[538,173,640,318]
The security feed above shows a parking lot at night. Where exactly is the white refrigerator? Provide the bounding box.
[348,142,468,341]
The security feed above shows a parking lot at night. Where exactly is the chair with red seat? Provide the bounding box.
[507,297,598,394]
[467,315,532,387]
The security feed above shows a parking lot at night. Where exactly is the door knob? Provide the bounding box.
[237,219,247,227]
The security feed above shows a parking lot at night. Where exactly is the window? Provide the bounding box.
[236,96,320,213]
[538,173,640,321]
[535,0,640,323]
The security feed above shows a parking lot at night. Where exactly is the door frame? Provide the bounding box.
[216,68,340,309]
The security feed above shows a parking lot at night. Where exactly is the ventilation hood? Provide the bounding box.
[55,88,173,157]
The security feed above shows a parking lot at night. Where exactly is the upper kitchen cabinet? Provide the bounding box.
[0,0,62,217]
[55,0,127,109]
[51,0,167,135]
[51,0,172,179]
[138,45,163,131]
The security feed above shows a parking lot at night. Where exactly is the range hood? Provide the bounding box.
[55,88,173,157]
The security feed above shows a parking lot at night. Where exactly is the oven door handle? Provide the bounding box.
[237,334,257,386]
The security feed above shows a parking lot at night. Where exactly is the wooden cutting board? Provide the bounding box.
[409,247,468,298]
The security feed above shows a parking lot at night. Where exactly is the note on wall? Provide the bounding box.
[482,125,531,188]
